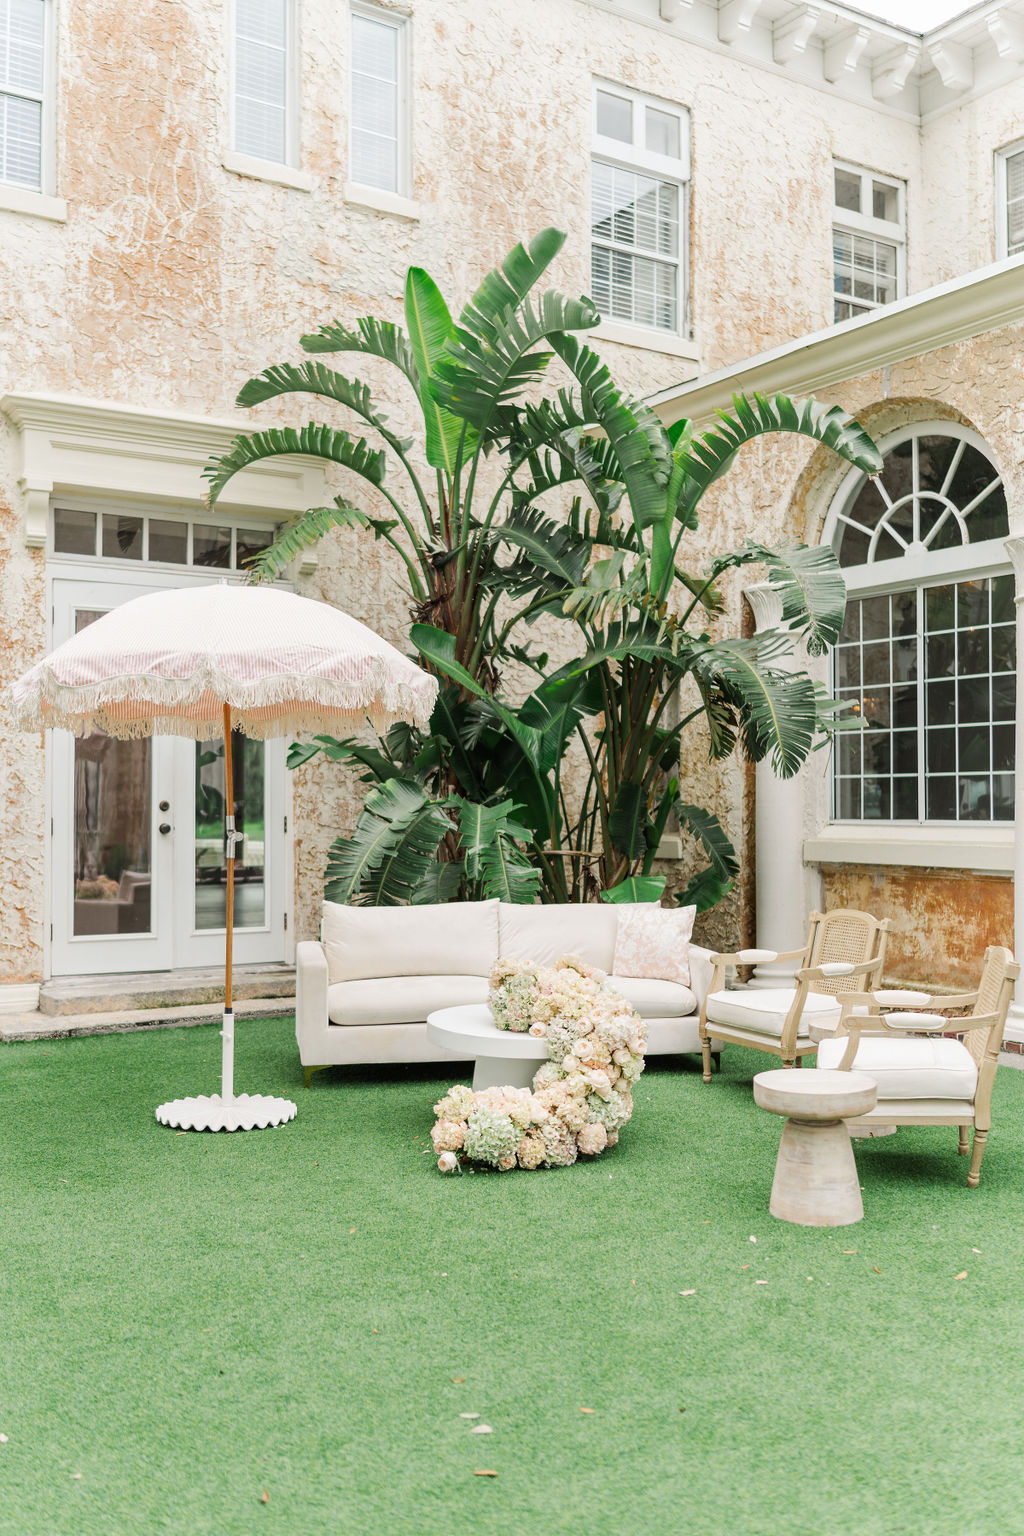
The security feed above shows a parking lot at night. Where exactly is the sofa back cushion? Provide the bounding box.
[322,899,500,984]
[497,902,618,972]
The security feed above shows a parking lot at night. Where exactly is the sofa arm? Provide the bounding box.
[688,944,715,1009]
[295,941,329,1061]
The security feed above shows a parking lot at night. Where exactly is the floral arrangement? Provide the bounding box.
[431,956,645,1172]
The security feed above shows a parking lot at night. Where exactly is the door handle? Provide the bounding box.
[158,822,172,835]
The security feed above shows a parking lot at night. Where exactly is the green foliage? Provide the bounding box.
[217,231,882,914]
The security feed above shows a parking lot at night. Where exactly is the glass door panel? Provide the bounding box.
[50,580,174,975]
[193,733,267,932]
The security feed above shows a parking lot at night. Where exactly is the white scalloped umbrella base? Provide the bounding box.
[155,1093,297,1132]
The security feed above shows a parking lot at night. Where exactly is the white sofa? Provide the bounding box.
[295,898,717,1085]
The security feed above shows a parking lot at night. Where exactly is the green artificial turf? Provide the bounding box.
[3,1017,1024,1536]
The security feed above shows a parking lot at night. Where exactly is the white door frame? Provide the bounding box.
[46,564,290,977]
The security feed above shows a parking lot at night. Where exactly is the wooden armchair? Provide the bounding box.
[816,945,1019,1187]
[699,909,891,1082]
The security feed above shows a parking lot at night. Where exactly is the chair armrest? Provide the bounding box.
[295,941,329,1057]
[687,944,715,1008]
[796,958,882,985]
[711,946,808,967]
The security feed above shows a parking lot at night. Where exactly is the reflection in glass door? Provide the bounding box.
[71,609,154,941]
[193,733,267,933]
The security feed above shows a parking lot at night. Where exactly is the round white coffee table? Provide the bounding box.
[753,1068,878,1228]
[426,1004,548,1090]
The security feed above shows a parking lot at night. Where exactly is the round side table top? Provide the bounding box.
[426,1003,549,1062]
[753,1067,878,1122]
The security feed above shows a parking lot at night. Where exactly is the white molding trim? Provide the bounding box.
[1,393,329,568]
[0,983,40,1015]
[221,153,313,192]
[0,186,66,222]
[343,182,422,221]
[590,320,700,363]
[651,255,1024,423]
[804,825,1014,874]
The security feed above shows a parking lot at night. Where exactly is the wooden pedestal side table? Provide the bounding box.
[753,1068,879,1228]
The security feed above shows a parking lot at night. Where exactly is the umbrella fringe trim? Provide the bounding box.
[11,667,436,739]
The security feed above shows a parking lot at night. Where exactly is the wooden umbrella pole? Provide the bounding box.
[222,702,235,1104]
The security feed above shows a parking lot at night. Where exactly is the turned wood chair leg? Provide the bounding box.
[967,1129,988,1188]
[701,1036,712,1084]
[958,1125,970,1156]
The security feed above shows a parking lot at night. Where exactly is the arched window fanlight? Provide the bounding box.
[832,430,1008,568]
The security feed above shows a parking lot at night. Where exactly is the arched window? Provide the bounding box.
[824,424,1013,825]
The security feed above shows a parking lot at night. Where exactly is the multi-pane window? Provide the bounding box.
[591,83,689,334]
[996,142,1024,259]
[1,0,47,191]
[234,0,292,164]
[828,428,1013,826]
[832,162,904,323]
[52,507,276,573]
[350,4,407,194]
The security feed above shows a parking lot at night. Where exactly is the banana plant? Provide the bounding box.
[414,359,882,905]
[202,229,599,692]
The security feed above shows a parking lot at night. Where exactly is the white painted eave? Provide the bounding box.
[649,254,1024,424]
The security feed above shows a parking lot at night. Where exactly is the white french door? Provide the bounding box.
[49,574,287,977]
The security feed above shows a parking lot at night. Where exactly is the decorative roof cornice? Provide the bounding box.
[649,254,1024,423]
[588,0,1024,121]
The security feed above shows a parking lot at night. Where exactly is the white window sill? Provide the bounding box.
[222,153,313,192]
[590,319,699,362]
[804,825,1013,875]
[343,182,422,220]
[0,185,66,222]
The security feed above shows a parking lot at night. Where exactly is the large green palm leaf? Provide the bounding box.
[299,315,420,391]
[204,424,386,504]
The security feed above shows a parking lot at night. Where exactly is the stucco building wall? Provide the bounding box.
[0,0,1020,987]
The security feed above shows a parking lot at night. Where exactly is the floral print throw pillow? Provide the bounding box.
[612,904,696,987]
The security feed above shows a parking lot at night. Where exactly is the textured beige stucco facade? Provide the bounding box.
[1,0,1022,987]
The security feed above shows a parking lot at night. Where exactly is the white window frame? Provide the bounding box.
[0,0,58,201]
[229,0,300,172]
[590,79,690,339]
[832,160,906,323]
[822,422,1012,833]
[995,139,1024,260]
[348,1,410,200]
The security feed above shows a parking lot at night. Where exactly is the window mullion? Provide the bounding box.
[916,582,926,826]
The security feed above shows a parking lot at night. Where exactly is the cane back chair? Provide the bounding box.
[699,908,891,1082]
[817,945,1019,1187]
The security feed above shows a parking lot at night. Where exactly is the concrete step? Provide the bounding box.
[38,963,295,1016]
[1,995,295,1043]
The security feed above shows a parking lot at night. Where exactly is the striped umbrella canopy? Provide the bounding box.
[12,582,439,1133]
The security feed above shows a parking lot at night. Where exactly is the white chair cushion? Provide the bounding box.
[817,1035,979,1100]
[327,974,490,1027]
[497,902,618,971]
[321,899,499,984]
[610,974,697,1018]
[705,987,843,1037]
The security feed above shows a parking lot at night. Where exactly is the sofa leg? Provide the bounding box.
[304,1065,330,1090]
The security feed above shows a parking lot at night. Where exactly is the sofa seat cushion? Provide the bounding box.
[705,987,843,1037]
[327,974,490,1027]
[817,1035,978,1100]
[498,902,618,971]
[610,975,697,1018]
[322,899,499,984]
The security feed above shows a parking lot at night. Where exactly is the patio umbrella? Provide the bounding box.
[12,582,438,1132]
